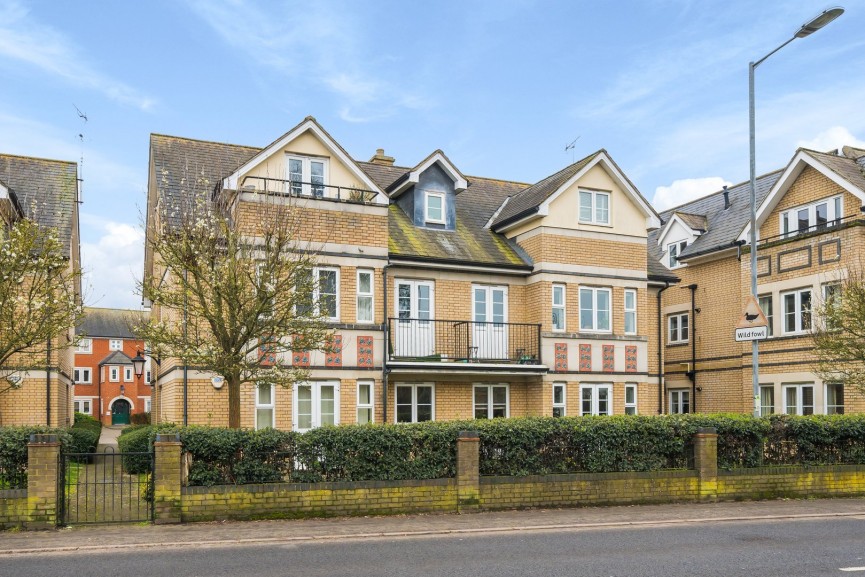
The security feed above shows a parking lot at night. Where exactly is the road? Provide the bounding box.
[4,516,865,577]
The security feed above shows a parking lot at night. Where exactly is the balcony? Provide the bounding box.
[386,318,545,374]
[238,176,380,205]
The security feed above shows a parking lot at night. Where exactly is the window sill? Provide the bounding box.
[666,342,689,347]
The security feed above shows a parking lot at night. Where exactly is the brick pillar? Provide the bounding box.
[153,433,183,524]
[693,427,718,501]
[27,434,61,529]
[456,431,480,513]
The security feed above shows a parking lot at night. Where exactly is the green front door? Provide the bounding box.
[111,399,131,425]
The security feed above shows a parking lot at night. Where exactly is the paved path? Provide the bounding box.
[3,498,864,555]
[96,426,123,453]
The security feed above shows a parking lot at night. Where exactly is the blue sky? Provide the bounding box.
[1,0,863,309]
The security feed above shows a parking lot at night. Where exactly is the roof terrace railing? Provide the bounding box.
[239,176,380,205]
[757,213,864,246]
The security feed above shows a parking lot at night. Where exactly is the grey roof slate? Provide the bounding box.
[0,154,78,253]
[803,149,865,192]
[675,212,708,232]
[77,307,147,339]
[98,350,133,366]
[648,171,783,270]
[491,152,600,227]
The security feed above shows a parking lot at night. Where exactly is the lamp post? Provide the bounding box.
[131,349,161,383]
[748,7,844,417]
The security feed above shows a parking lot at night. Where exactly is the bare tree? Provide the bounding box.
[136,192,333,428]
[812,266,865,393]
[0,216,83,388]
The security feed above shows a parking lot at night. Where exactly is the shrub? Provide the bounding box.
[130,412,151,426]
[117,423,178,473]
[0,427,71,489]
[68,414,103,458]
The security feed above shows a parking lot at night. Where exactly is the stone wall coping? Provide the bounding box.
[28,434,59,444]
[182,477,455,495]
[719,464,865,476]
[480,469,698,485]
[0,489,27,498]
[695,427,718,435]
[458,431,480,440]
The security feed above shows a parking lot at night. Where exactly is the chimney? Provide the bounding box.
[722,185,730,209]
[369,148,395,166]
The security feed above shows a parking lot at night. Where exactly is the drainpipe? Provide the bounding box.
[686,284,698,412]
[656,282,670,414]
[183,268,188,427]
[382,264,389,423]
[97,362,103,425]
[45,338,51,426]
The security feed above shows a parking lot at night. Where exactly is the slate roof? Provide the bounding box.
[149,134,261,228]
[803,148,865,192]
[675,212,708,232]
[648,171,784,271]
[98,350,133,367]
[491,152,600,227]
[77,307,147,339]
[357,162,532,268]
[0,154,78,253]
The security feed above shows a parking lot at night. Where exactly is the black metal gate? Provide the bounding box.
[59,448,154,525]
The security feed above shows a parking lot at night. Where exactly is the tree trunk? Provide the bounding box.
[228,375,241,429]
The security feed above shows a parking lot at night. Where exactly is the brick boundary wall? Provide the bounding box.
[5,429,865,528]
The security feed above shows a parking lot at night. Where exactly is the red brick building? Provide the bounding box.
[74,308,150,425]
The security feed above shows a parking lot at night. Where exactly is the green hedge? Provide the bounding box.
[117,424,177,474]
[68,413,103,458]
[130,412,151,426]
[0,427,71,489]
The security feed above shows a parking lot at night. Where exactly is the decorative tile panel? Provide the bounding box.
[325,335,342,368]
[259,335,277,367]
[625,345,638,373]
[292,335,310,367]
[554,343,568,371]
[602,345,615,373]
[579,344,592,372]
[357,335,374,368]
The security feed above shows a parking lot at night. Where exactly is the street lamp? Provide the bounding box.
[748,7,844,417]
[131,349,161,383]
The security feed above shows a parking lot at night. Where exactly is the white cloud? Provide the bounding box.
[80,216,144,309]
[653,177,731,211]
[0,1,155,111]
[797,126,865,153]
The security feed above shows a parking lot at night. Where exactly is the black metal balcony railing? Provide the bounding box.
[239,176,380,205]
[387,318,542,365]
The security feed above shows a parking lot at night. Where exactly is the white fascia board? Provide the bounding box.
[738,151,865,242]
[222,120,386,204]
[389,152,467,197]
[387,258,530,276]
[0,182,7,198]
[537,152,661,229]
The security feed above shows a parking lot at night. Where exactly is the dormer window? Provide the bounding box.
[579,189,610,225]
[780,195,842,237]
[424,191,445,225]
[668,241,687,269]
[287,154,327,197]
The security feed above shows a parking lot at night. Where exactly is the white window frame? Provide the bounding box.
[625,383,638,415]
[780,195,842,237]
[472,384,509,419]
[73,398,92,415]
[579,286,612,333]
[781,288,812,335]
[580,383,612,416]
[356,269,374,324]
[73,367,92,384]
[255,382,276,430]
[109,339,123,351]
[293,381,340,432]
[758,294,774,337]
[782,383,814,416]
[124,367,133,382]
[624,289,637,335]
[667,240,688,269]
[286,154,328,197]
[551,284,566,332]
[668,313,689,344]
[143,398,152,413]
[825,382,844,415]
[424,191,446,224]
[76,338,92,354]
[669,389,690,414]
[552,382,566,417]
[357,379,374,424]
[109,366,119,382]
[821,282,841,331]
[579,189,610,225]
[298,267,340,321]
[759,384,775,416]
[394,383,434,423]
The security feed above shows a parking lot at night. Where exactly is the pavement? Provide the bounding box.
[96,426,123,453]
[2,498,864,556]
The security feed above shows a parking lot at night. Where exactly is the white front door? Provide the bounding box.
[394,280,435,358]
[472,285,508,360]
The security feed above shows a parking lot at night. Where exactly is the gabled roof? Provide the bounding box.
[655,211,708,249]
[385,150,468,197]
[77,307,147,340]
[492,150,660,231]
[98,350,133,367]
[221,116,385,203]
[358,161,532,270]
[0,154,78,253]
[647,170,783,266]
[739,148,865,242]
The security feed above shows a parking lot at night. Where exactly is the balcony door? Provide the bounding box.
[394,280,435,358]
[472,285,508,360]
